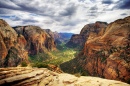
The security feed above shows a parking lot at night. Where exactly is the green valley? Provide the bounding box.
[29,43,80,68]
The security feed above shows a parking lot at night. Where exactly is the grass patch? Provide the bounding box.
[21,61,27,67]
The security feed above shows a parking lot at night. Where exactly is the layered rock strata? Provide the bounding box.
[0,67,129,86]
[66,21,107,47]
[14,26,56,55]
[0,19,28,67]
[61,16,130,83]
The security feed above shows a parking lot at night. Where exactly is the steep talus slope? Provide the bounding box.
[0,67,129,86]
[61,16,130,83]
[66,21,107,47]
[14,26,56,55]
[0,19,28,67]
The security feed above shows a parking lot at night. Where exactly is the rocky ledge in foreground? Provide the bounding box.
[0,67,129,86]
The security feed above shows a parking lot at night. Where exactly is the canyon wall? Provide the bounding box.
[0,19,56,67]
[61,16,130,83]
[66,21,107,48]
[0,19,28,67]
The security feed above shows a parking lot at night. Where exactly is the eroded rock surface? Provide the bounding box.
[66,21,107,47]
[0,19,28,67]
[0,67,129,86]
[61,16,130,83]
[14,26,56,55]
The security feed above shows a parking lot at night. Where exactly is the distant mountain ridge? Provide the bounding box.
[58,32,73,39]
[44,29,73,44]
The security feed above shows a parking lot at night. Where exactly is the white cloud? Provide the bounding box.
[0,0,129,34]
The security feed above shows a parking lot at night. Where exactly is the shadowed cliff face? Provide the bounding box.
[14,26,56,55]
[61,16,130,83]
[0,19,28,67]
[0,19,56,67]
[66,21,107,48]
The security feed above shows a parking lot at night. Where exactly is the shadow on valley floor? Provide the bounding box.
[60,52,90,77]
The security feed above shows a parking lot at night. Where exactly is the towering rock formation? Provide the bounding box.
[61,16,130,83]
[0,19,28,67]
[0,19,57,67]
[44,29,60,40]
[14,26,56,55]
[66,21,107,48]
[83,16,130,82]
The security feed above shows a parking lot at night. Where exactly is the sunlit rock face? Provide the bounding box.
[60,16,130,83]
[0,19,57,67]
[66,21,107,48]
[14,26,56,55]
[0,19,28,67]
[0,67,129,86]
[80,16,130,83]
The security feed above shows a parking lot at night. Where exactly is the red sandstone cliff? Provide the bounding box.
[13,26,56,55]
[61,16,130,83]
[81,16,130,83]
[0,19,57,67]
[0,19,28,67]
[66,21,107,47]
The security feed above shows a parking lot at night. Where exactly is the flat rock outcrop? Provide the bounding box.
[0,67,129,86]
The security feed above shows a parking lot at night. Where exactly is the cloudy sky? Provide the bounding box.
[0,0,130,33]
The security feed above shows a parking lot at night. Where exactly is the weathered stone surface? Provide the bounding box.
[0,19,28,67]
[81,16,130,82]
[14,26,56,55]
[0,67,129,86]
[61,16,130,83]
[66,34,86,47]
[66,21,107,47]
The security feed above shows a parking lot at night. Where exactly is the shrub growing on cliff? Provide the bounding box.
[32,62,48,68]
[21,62,27,67]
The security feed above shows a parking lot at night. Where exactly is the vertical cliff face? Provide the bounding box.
[66,34,86,48]
[14,26,56,55]
[66,21,107,47]
[61,16,130,83]
[0,19,28,67]
[81,16,130,82]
